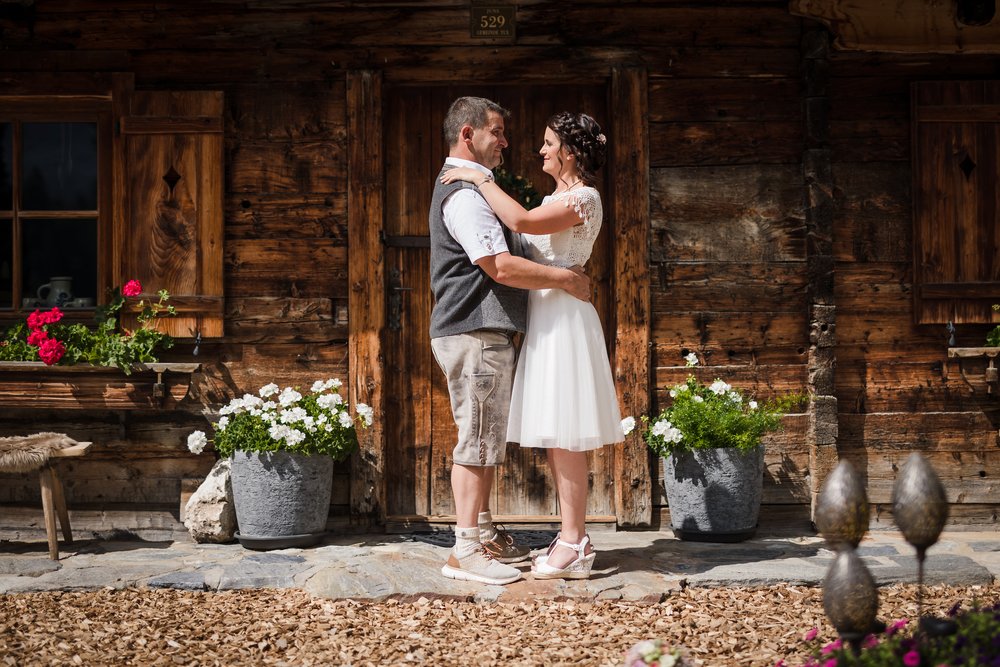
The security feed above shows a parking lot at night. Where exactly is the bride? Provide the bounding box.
[441,111,624,580]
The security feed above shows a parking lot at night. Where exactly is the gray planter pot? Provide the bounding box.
[229,450,333,550]
[663,445,764,542]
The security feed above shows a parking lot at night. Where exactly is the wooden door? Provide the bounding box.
[383,84,615,525]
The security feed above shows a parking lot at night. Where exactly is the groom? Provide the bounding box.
[429,96,590,585]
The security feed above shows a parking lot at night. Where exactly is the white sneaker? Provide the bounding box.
[441,546,522,585]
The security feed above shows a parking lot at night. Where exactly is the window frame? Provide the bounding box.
[0,97,113,318]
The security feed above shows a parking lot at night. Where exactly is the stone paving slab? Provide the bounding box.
[0,530,996,599]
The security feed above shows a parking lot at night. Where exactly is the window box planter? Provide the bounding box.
[944,347,1000,395]
[0,362,200,410]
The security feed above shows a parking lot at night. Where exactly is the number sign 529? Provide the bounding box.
[470,6,516,39]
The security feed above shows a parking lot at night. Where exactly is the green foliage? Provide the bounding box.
[798,601,1000,666]
[493,167,544,209]
[0,286,175,373]
[987,304,1000,347]
[643,355,803,456]
[0,323,34,361]
[190,380,372,461]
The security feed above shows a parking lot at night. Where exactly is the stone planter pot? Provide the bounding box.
[663,444,764,542]
[229,450,333,550]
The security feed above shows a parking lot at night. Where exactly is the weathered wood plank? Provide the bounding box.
[226,194,348,242]
[829,119,909,162]
[347,70,386,526]
[838,412,1000,452]
[836,449,1000,505]
[0,367,194,410]
[226,297,347,344]
[651,121,802,167]
[225,240,347,298]
[229,140,346,194]
[831,163,910,262]
[654,311,808,354]
[650,78,802,122]
[655,262,808,312]
[611,67,652,527]
[225,83,346,142]
[11,6,801,50]
[651,165,806,262]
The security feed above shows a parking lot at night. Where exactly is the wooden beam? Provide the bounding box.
[611,66,652,528]
[347,70,386,527]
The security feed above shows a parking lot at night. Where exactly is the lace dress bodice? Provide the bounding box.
[520,186,602,268]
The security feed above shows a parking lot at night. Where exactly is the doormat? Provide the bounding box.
[408,529,558,549]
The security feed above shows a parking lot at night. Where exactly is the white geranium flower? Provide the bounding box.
[727,390,742,404]
[311,380,326,393]
[749,400,758,410]
[338,412,354,429]
[259,383,279,398]
[684,352,699,367]
[651,420,673,437]
[217,416,229,432]
[317,393,343,410]
[187,431,208,454]
[330,378,343,389]
[669,389,677,398]
[356,403,374,427]
[692,395,704,403]
[283,428,306,447]
[279,407,308,424]
[620,416,636,436]
[709,379,731,395]
[278,387,302,407]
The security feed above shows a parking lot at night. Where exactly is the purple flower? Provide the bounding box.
[820,639,842,655]
[903,650,921,666]
[804,628,819,641]
[823,659,838,667]
[887,619,909,636]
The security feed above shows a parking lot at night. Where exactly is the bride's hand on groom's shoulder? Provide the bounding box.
[440,167,482,185]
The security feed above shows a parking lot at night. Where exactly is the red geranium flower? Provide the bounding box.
[27,329,50,347]
[43,307,63,325]
[26,309,45,331]
[38,338,65,365]
[122,280,143,297]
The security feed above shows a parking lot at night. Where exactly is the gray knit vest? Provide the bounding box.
[429,168,528,338]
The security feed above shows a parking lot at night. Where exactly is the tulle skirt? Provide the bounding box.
[507,287,625,451]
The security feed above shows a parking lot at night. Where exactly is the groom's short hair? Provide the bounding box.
[443,96,509,146]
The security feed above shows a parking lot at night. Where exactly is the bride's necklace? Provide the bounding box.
[555,179,583,195]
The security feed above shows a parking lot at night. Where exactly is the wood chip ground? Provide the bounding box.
[1,584,997,666]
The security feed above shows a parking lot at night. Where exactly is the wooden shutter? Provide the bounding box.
[912,81,1000,324]
[116,91,224,337]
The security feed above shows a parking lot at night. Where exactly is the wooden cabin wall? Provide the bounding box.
[2,1,997,534]
[828,50,1000,527]
[647,11,812,522]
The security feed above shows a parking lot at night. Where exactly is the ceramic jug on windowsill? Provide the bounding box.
[38,276,74,307]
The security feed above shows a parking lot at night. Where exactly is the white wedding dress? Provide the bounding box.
[507,186,625,451]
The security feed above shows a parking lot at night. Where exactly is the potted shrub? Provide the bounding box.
[643,352,802,542]
[187,379,372,549]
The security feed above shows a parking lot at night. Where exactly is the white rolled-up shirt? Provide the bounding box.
[441,157,509,264]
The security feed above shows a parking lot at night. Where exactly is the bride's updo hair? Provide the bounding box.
[547,111,607,186]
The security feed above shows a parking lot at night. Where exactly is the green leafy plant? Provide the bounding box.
[187,379,373,460]
[643,352,803,456]
[795,601,1000,666]
[493,167,544,209]
[0,279,175,373]
[987,304,1000,346]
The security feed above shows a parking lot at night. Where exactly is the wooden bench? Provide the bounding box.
[37,442,92,560]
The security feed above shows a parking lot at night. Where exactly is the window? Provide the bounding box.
[0,101,112,314]
[912,81,1000,325]
[0,85,224,339]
